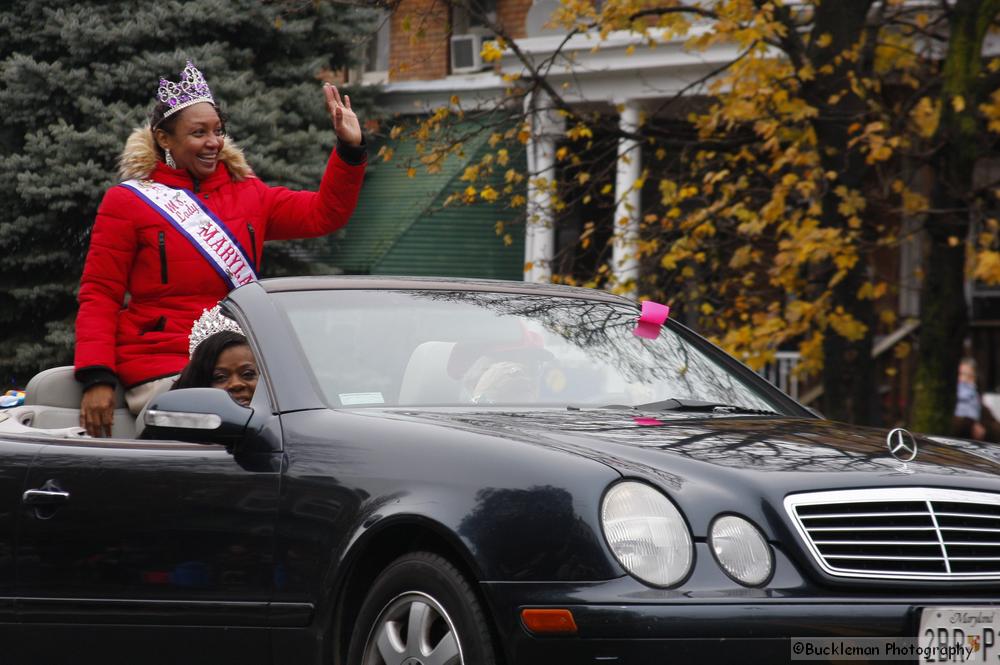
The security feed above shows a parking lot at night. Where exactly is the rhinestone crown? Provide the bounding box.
[157,61,215,121]
[188,305,244,356]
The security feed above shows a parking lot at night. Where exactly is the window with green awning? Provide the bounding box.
[311,122,526,279]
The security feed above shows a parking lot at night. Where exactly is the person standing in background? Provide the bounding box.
[953,357,1000,441]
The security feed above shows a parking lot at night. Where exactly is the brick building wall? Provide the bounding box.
[497,0,531,39]
[389,0,531,81]
[390,0,451,81]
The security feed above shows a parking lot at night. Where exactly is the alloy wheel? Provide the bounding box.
[361,590,463,665]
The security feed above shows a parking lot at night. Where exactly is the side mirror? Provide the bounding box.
[142,388,252,445]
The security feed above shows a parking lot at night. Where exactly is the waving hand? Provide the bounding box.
[324,83,362,147]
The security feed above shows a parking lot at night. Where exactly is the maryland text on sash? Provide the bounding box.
[121,179,258,290]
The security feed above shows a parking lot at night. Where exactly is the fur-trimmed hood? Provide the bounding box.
[117,124,253,181]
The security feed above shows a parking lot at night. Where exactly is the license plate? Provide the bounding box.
[920,607,999,663]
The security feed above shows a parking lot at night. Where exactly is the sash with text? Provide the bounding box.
[121,179,258,290]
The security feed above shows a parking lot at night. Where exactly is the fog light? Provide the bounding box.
[710,515,773,586]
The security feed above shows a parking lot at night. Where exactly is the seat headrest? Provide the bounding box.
[25,366,126,409]
[397,342,460,405]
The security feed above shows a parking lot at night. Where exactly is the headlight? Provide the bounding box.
[709,515,773,586]
[601,481,693,587]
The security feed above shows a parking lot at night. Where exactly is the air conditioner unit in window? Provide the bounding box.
[450,33,487,73]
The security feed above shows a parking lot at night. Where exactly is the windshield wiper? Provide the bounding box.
[568,398,776,414]
[632,398,776,415]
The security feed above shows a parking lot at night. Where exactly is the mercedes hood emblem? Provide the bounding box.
[886,428,918,462]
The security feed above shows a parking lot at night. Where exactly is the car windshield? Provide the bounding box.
[275,289,784,413]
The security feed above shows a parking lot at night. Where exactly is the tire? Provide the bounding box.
[346,551,498,665]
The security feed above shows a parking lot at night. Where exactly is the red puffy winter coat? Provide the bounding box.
[74,126,365,389]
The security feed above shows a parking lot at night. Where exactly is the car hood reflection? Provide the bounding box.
[365,408,1000,481]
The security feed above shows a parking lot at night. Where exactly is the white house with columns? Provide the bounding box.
[374,0,739,295]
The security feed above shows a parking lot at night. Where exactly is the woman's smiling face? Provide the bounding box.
[155,102,225,180]
[210,344,258,407]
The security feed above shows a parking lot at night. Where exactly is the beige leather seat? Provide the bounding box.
[5,366,136,438]
[397,342,461,405]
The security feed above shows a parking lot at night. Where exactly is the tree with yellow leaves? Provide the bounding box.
[389,0,1000,430]
[910,0,1000,433]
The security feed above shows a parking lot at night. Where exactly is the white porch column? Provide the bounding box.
[524,91,564,283]
[613,101,642,295]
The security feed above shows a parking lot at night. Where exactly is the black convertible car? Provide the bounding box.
[1,276,999,665]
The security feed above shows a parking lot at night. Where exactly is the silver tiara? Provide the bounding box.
[158,61,215,121]
[188,305,244,356]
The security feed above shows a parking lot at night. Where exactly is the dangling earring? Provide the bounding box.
[164,148,176,169]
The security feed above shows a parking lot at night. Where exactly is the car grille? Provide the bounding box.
[785,488,1000,581]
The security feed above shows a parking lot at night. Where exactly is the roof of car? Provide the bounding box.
[258,275,635,305]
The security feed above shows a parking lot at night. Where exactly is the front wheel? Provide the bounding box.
[347,551,498,665]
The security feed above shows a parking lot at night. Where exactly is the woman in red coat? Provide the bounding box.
[74,61,366,436]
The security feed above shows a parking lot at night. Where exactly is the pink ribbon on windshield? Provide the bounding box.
[633,301,670,339]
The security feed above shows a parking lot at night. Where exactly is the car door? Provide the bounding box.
[0,434,46,640]
[14,427,281,664]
